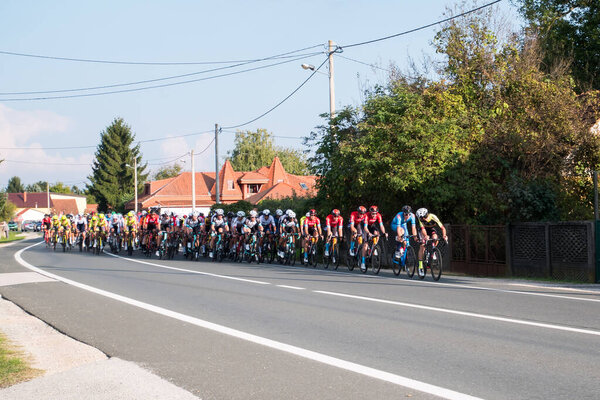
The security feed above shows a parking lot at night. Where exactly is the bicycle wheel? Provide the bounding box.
[430,247,442,281]
[333,245,340,270]
[371,244,381,275]
[391,248,401,276]
[405,246,416,278]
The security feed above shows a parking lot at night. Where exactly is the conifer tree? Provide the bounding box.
[87,118,147,211]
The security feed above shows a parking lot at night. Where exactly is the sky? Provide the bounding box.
[0,0,522,189]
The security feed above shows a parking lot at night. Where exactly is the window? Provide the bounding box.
[300,183,308,190]
[248,184,261,194]
[227,180,234,190]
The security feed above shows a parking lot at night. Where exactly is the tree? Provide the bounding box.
[516,0,600,91]
[25,181,47,192]
[0,190,16,221]
[49,182,73,194]
[7,176,24,193]
[87,118,148,212]
[152,163,182,180]
[228,129,309,175]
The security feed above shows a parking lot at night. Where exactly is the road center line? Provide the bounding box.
[103,250,271,285]
[276,285,305,290]
[15,242,481,400]
[313,290,600,337]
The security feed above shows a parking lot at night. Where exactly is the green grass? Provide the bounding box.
[0,231,25,244]
[0,333,42,388]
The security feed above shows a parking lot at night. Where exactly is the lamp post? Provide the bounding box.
[301,40,336,119]
[125,159,138,213]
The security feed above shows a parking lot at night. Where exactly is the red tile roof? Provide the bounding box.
[128,157,317,209]
[52,199,79,215]
[8,192,51,208]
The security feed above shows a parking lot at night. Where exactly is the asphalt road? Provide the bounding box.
[1,237,599,399]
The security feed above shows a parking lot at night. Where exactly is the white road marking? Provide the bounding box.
[0,272,56,287]
[314,290,600,337]
[509,283,600,294]
[15,242,482,400]
[276,285,305,290]
[103,251,271,285]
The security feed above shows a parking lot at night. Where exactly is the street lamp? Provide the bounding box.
[301,40,336,119]
[125,160,138,214]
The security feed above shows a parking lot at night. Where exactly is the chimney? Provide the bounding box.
[23,191,27,203]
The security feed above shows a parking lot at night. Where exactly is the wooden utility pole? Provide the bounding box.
[191,150,195,214]
[215,124,220,204]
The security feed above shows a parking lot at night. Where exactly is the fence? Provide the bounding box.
[448,221,597,283]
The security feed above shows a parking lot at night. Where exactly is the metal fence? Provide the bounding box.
[448,221,597,282]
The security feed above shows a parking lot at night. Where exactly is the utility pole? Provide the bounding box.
[215,123,220,204]
[328,39,336,119]
[133,158,138,214]
[46,182,50,213]
[191,150,196,214]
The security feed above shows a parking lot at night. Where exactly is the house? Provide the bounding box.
[7,192,88,220]
[129,157,317,215]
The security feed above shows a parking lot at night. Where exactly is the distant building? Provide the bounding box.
[7,192,88,221]
[129,157,317,215]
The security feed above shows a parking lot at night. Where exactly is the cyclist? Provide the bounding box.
[258,209,276,251]
[361,205,387,272]
[123,211,138,250]
[42,214,52,243]
[144,209,160,256]
[230,211,246,251]
[242,210,263,251]
[73,213,87,248]
[348,206,367,257]
[415,208,448,274]
[183,213,200,256]
[324,209,343,257]
[277,210,298,259]
[390,205,417,260]
[209,209,228,258]
[302,209,322,264]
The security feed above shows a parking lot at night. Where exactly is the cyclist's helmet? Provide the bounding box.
[358,206,367,214]
[128,211,134,217]
[237,211,246,218]
[369,205,379,213]
[98,213,105,219]
[276,209,283,216]
[285,209,293,216]
[305,212,310,218]
[288,211,296,218]
[227,211,235,219]
[215,209,224,216]
[52,215,58,220]
[199,212,205,217]
[60,215,67,221]
[332,209,341,216]
[401,205,412,214]
[249,210,258,217]
[309,209,317,216]
[416,208,428,218]
[262,209,270,216]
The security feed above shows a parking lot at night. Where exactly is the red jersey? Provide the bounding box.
[146,214,159,225]
[326,215,343,228]
[304,216,321,228]
[364,212,383,226]
[349,211,366,225]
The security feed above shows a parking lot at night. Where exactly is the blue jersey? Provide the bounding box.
[391,212,415,236]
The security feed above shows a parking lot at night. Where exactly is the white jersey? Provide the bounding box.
[244,218,259,229]
[212,216,226,228]
[259,214,275,227]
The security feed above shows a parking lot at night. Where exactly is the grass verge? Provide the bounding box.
[0,232,25,244]
[0,333,42,388]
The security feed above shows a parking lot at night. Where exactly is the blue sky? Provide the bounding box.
[0,0,522,188]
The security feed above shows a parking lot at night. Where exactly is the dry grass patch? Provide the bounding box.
[0,333,43,388]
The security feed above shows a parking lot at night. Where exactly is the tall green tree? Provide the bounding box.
[49,182,73,194]
[228,129,309,175]
[87,118,147,212]
[0,190,16,221]
[25,181,47,192]
[152,163,182,180]
[516,0,600,91]
[7,176,24,193]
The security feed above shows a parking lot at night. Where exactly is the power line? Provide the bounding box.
[0,130,214,150]
[1,159,92,166]
[340,0,503,49]
[0,44,324,66]
[193,137,216,157]
[0,54,320,101]
[0,51,322,96]
[221,56,329,130]
[337,54,393,73]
